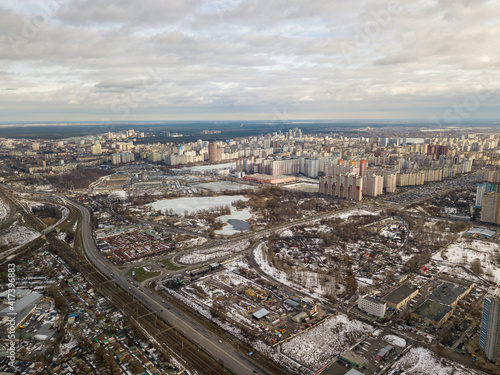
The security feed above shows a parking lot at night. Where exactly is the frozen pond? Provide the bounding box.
[215,208,252,235]
[191,181,256,192]
[148,195,247,215]
[148,195,253,235]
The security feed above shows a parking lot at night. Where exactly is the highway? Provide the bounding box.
[59,195,272,375]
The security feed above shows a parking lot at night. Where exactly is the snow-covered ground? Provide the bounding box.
[0,198,9,223]
[390,347,481,375]
[333,208,377,220]
[0,220,40,249]
[281,314,372,370]
[433,238,500,283]
[184,237,208,247]
[147,195,248,216]
[253,243,339,300]
[384,335,406,348]
[178,239,250,264]
[57,331,79,358]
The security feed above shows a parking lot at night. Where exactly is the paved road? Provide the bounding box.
[59,195,271,375]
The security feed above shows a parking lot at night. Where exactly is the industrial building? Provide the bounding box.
[382,285,419,310]
[243,174,296,185]
[413,299,454,327]
[428,282,473,307]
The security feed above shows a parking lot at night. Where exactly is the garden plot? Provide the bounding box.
[177,239,250,264]
[433,238,500,283]
[281,314,372,370]
[390,346,481,375]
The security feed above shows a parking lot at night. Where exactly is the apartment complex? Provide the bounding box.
[480,288,500,363]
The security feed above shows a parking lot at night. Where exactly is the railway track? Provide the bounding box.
[45,230,230,375]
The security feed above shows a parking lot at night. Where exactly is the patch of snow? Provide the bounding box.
[0,198,9,223]
[281,314,372,370]
[433,238,500,283]
[0,220,40,249]
[334,208,377,220]
[384,335,406,347]
[178,239,250,264]
[391,346,481,374]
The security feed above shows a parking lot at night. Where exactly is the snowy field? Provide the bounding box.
[147,195,248,215]
[390,347,481,375]
[0,220,40,249]
[178,239,250,264]
[0,198,8,223]
[433,238,500,283]
[281,314,372,370]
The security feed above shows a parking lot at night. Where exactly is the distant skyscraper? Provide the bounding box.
[480,288,500,363]
[359,159,369,176]
[208,142,222,163]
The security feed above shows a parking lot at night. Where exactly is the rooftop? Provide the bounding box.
[362,295,386,305]
[429,282,468,306]
[341,350,369,367]
[383,285,417,304]
[413,299,453,323]
[345,369,365,375]
[252,308,270,320]
[0,292,43,317]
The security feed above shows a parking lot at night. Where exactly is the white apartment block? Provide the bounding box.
[358,295,387,318]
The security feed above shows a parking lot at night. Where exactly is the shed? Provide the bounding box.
[253,308,270,320]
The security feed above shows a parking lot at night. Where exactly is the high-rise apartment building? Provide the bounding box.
[208,143,222,163]
[359,159,369,176]
[480,288,500,363]
[319,173,363,201]
[363,175,384,197]
[481,193,500,225]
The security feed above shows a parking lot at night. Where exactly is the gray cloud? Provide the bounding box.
[0,0,498,122]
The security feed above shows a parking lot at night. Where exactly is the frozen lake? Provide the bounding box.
[148,195,253,235]
[215,208,252,235]
[148,195,247,215]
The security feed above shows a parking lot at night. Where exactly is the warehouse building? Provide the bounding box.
[383,285,419,310]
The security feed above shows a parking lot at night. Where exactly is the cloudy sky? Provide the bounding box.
[0,0,499,123]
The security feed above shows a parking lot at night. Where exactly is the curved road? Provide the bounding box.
[59,195,271,375]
